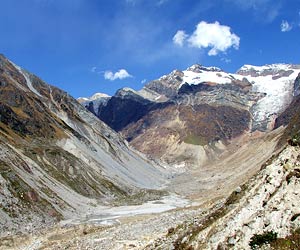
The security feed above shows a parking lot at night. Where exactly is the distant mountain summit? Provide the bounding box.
[77,92,110,104]
[80,63,300,165]
[186,64,223,73]
[237,63,300,77]
[78,92,111,115]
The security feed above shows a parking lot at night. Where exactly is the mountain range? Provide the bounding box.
[80,63,300,166]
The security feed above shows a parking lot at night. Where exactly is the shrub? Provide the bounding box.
[249,231,278,249]
[269,228,300,250]
[288,133,300,146]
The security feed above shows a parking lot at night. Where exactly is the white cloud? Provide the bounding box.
[173,30,188,47]
[281,20,292,32]
[173,21,240,56]
[91,66,97,73]
[104,69,133,81]
[141,79,147,84]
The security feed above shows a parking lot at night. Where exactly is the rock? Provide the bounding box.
[235,186,242,193]
[168,227,175,234]
[181,236,188,244]
[228,236,235,245]
[26,190,39,202]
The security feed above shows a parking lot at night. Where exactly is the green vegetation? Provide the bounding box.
[225,184,247,207]
[113,189,167,206]
[274,228,300,249]
[288,132,300,146]
[25,145,131,200]
[183,135,207,146]
[1,168,30,203]
[249,231,278,249]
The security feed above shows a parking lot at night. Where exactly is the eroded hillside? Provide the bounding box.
[0,54,169,235]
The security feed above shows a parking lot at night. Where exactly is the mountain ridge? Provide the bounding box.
[0,54,169,235]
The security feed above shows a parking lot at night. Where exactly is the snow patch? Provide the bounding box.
[187,64,222,72]
[248,73,297,123]
[239,63,294,73]
[78,92,111,110]
[182,70,233,85]
[90,92,111,100]
[181,64,300,129]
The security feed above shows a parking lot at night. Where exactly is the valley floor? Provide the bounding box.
[0,202,206,250]
[2,127,300,250]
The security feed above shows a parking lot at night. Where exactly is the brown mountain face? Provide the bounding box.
[0,54,87,142]
[94,79,258,165]
[274,86,300,147]
[122,103,251,163]
[0,55,166,235]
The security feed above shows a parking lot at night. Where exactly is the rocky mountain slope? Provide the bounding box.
[81,63,300,166]
[0,54,169,235]
[144,143,300,250]
[4,134,299,250]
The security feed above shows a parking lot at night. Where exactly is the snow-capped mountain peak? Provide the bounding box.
[77,97,89,103]
[239,63,292,71]
[115,87,139,97]
[234,64,300,129]
[78,92,111,103]
[77,92,111,111]
[237,63,300,77]
[159,69,183,81]
[82,62,300,131]
[182,67,232,86]
[186,64,222,73]
[90,92,110,100]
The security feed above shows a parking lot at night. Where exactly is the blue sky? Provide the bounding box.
[1,0,300,98]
